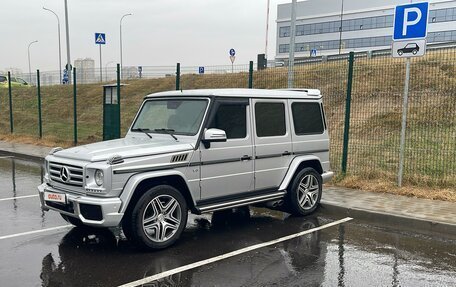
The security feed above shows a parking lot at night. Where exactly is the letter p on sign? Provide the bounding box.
[393,2,429,40]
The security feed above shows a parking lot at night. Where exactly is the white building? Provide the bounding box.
[276,0,456,61]
[74,58,96,83]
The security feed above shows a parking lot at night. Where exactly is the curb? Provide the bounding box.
[320,201,456,237]
[0,150,45,162]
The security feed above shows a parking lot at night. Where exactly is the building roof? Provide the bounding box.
[145,88,322,99]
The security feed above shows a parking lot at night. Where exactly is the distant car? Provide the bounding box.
[397,43,420,56]
[0,75,29,87]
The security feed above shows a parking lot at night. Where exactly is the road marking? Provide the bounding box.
[0,194,39,202]
[0,156,14,159]
[0,225,72,241]
[118,217,353,287]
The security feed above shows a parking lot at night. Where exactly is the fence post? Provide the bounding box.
[37,70,42,138]
[73,67,77,145]
[341,51,355,175]
[176,63,180,90]
[248,61,253,89]
[7,71,13,133]
[117,63,121,138]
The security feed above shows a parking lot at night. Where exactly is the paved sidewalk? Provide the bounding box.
[1,140,455,235]
[0,141,51,161]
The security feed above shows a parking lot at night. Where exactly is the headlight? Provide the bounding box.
[94,169,104,186]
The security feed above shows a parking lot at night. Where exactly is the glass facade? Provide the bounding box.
[278,30,456,53]
[279,7,456,38]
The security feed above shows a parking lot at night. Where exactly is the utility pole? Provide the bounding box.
[287,0,297,88]
[64,0,72,84]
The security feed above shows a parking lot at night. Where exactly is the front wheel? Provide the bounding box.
[127,185,188,250]
[285,167,322,216]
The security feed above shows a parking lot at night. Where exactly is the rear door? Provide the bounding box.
[252,99,293,191]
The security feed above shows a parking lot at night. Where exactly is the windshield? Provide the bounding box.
[131,99,209,136]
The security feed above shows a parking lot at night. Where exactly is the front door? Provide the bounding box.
[199,98,254,202]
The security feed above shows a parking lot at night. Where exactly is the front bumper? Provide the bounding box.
[38,183,123,227]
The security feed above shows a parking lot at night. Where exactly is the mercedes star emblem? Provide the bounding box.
[60,167,70,183]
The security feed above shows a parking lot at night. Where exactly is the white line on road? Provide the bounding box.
[118,217,353,287]
[0,195,39,202]
[0,156,14,159]
[0,225,72,241]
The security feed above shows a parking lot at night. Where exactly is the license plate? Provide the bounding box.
[44,191,67,204]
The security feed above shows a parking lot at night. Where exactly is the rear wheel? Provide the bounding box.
[127,185,188,250]
[398,50,403,56]
[412,49,418,55]
[285,167,322,216]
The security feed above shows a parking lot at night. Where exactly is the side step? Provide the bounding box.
[196,191,286,213]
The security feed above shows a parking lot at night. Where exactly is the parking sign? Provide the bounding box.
[393,2,428,40]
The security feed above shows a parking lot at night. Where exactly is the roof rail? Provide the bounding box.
[278,88,321,96]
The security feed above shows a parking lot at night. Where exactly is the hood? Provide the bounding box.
[54,137,194,162]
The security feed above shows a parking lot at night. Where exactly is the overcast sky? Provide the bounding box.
[0,0,291,72]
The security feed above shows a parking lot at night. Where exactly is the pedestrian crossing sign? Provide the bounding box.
[95,33,106,45]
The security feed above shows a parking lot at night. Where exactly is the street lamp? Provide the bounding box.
[64,0,72,84]
[43,7,62,84]
[120,13,132,80]
[105,61,115,82]
[28,40,38,84]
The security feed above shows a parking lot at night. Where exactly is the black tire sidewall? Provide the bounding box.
[287,167,322,216]
[130,185,188,250]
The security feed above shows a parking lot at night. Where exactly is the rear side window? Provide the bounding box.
[208,104,247,139]
[291,102,324,135]
[255,102,286,137]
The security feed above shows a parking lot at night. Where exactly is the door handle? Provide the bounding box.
[282,151,291,156]
[240,155,252,161]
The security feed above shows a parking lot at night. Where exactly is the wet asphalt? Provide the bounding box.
[0,156,455,287]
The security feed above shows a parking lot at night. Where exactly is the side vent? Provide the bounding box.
[170,153,188,163]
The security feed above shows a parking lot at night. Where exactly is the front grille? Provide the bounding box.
[49,161,84,187]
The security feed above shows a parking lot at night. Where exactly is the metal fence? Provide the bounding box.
[1,43,455,188]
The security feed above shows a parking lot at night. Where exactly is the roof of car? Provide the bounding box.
[145,88,322,99]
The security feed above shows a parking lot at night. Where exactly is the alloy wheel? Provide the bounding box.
[142,195,182,243]
[297,174,320,210]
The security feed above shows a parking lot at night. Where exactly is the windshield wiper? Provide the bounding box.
[154,128,178,141]
[131,128,153,139]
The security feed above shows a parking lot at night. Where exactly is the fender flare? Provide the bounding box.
[118,170,194,213]
[278,155,322,191]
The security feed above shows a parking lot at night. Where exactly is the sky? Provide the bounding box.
[0,0,291,72]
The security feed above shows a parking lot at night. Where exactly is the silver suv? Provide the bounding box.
[38,88,333,250]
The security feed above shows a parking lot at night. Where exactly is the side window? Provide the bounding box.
[292,102,324,135]
[208,103,247,139]
[0,76,6,83]
[255,102,286,137]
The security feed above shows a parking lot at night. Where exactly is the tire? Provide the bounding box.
[398,50,403,56]
[285,167,322,216]
[127,185,188,250]
[412,49,418,55]
[61,214,85,227]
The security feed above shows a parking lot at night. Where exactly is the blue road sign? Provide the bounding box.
[393,2,428,40]
[198,67,205,74]
[95,33,106,45]
[229,48,236,56]
[310,49,317,57]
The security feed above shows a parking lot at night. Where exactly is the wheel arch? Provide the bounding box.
[279,156,323,191]
[119,171,197,216]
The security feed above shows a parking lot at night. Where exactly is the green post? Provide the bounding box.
[341,51,355,174]
[7,71,13,133]
[37,70,42,138]
[116,63,121,137]
[73,67,78,145]
[176,63,180,90]
[248,61,254,89]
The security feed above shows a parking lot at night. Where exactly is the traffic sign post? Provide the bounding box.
[392,2,429,187]
[229,49,236,73]
[95,33,106,82]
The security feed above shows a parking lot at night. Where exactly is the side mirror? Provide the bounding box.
[202,128,227,148]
